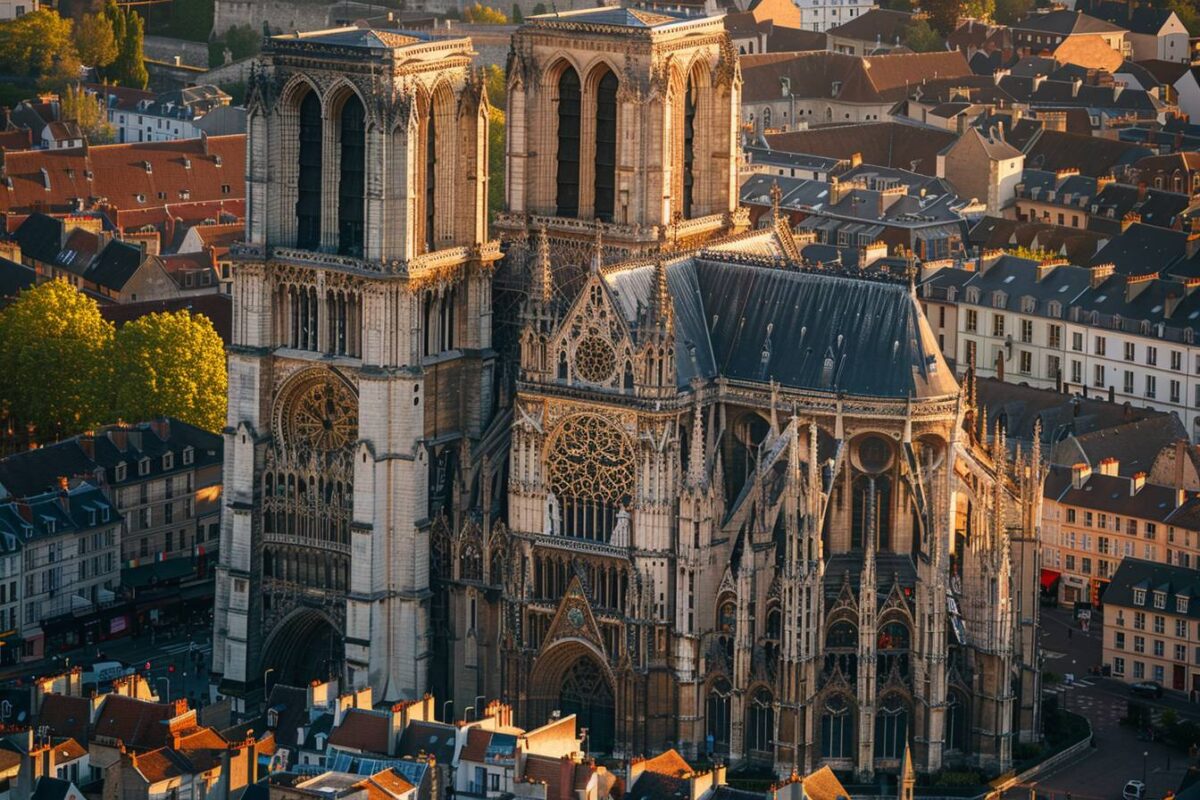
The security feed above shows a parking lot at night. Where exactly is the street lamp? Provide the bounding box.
[475,695,486,718]
[442,700,453,723]
[1143,750,1149,785]
[157,677,170,703]
[263,668,275,698]
[463,706,475,722]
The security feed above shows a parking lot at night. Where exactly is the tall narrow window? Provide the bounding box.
[556,68,581,218]
[683,81,696,218]
[337,95,366,257]
[425,109,437,253]
[296,92,322,250]
[594,70,618,223]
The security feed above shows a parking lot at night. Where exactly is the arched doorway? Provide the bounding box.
[261,608,344,687]
[529,641,616,754]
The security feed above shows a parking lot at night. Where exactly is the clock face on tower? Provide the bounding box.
[275,369,359,455]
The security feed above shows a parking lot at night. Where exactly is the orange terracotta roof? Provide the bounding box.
[92,695,176,751]
[460,727,492,762]
[0,135,244,217]
[132,748,186,783]
[354,767,416,799]
[801,765,850,800]
[52,737,87,762]
[0,129,32,152]
[640,749,692,778]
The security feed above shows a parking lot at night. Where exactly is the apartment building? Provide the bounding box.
[0,481,121,659]
[923,255,1200,439]
[1103,558,1200,693]
[1042,461,1190,606]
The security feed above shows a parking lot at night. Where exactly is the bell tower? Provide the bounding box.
[497,8,747,295]
[212,26,499,713]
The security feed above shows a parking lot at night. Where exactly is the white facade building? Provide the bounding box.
[0,0,36,20]
[794,0,875,32]
[924,257,1200,440]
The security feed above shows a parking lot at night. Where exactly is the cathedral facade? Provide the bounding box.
[212,27,498,710]
[215,7,1043,781]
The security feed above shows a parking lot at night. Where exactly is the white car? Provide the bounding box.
[1123,779,1146,800]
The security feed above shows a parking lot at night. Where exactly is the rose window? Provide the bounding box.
[546,414,634,541]
[573,335,618,384]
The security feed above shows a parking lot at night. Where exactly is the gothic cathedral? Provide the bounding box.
[215,9,1044,782]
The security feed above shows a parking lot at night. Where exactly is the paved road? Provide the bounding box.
[1004,607,1197,800]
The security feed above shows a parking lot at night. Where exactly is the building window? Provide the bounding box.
[1172,380,1182,404]
[1177,644,1187,662]
[1071,360,1082,384]
[965,309,978,332]
[1147,346,1158,366]
[1146,375,1157,399]
[1072,331,1083,351]
[1155,592,1167,610]
[1172,351,1183,371]
[1115,631,1125,649]
[337,94,366,257]
[296,91,322,250]
[1134,635,1145,653]
[1147,523,1157,539]
[682,80,696,218]
[992,314,1005,337]
[1020,319,1033,343]
[1124,370,1135,394]
[1094,364,1105,388]
[1048,324,1061,348]
[593,69,619,223]
[1134,589,1146,606]
[1096,336,1106,356]
[1019,350,1032,374]
[556,67,582,217]
[1114,656,1125,675]
[1154,640,1165,657]
[1134,661,1145,678]
[1178,597,1189,615]
[1125,342,1136,361]
[425,102,437,253]
[1155,615,1166,634]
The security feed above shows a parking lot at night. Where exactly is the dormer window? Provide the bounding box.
[88,508,96,526]
[267,709,279,728]
[21,524,32,540]
[138,457,150,477]
[115,463,127,482]
[992,290,1007,309]
[831,81,842,96]
[100,505,110,523]
[1134,588,1146,605]
[1021,296,1036,313]
[1154,591,1167,609]
[966,287,981,304]
[163,452,174,471]
[1178,596,1189,614]
[183,446,194,466]
[214,155,223,167]
[143,161,153,174]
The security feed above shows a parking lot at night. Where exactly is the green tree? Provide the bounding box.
[483,63,506,109]
[512,3,524,22]
[920,0,991,33]
[168,0,214,42]
[1168,0,1200,34]
[111,8,148,89]
[0,280,115,441]
[993,0,1032,24]
[61,83,115,143]
[532,2,547,13]
[74,11,118,68]
[224,24,261,60]
[488,105,506,219]
[0,10,82,89]
[903,18,945,51]
[111,310,228,433]
[462,3,508,23]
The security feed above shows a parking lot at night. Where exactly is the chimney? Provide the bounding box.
[1125,273,1155,304]
[1098,457,1119,476]
[713,763,727,786]
[1090,263,1115,288]
[1071,462,1092,489]
[1131,471,1147,495]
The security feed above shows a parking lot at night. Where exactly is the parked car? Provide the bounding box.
[1130,681,1164,698]
[1122,779,1146,800]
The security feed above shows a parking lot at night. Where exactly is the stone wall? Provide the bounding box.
[144,35,211,69]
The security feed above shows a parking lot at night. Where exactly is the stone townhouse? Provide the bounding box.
[1103,558,1200,693]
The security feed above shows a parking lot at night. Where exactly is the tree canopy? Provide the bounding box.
[0,280,115,440]
[489,106,506,220]
[0,10,82,90]
[74,11,118,68]
[112,310,228,434]
[903,18,945,51]
[61,83,115,143]
[463,3,508,23]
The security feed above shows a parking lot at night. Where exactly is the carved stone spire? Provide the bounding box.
[591,222,604,274]
[531,224,553,307]
[687,394,706,488]
[654,258,672,327]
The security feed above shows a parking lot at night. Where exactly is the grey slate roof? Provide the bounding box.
[1105,558,1200,614]
[528,6,690,28]
[607,258,956,398]
[1012,9,1126,35]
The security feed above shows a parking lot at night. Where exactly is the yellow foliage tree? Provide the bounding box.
[112,310,228,433]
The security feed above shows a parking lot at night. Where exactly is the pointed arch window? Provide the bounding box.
[683,80,697,218]
[747,688,774,754]
[337,95,366,257]
[296,92,322,250]
[425,106,437,253]
[706,678,732,755]
[594,70,618,223]
[556,68,581,217]
[874,698,909,760]
[821,695,854,759]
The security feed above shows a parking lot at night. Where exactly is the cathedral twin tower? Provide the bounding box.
[214,9,1043,782]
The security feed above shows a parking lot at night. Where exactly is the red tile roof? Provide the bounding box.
[0,135,244,217]
[0,129,33,152]
[99,293,232,344]
[92,695,177,751]
[328,708,389,754]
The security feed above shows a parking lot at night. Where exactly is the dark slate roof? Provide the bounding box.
[31,777,74,800]
[12,213,64,265]
[1080,0,1176,35]
[1046,467,1180,519]
[1012,9,1126,35]
[395,720,457,765]
[87,240,145,292]
[269,27,427,50]
[606,258,957,398]
[1052,414,1190,478]
[528,6,690,28]
[0,418,222,499]
[0,257,36,308]
[826,8,913,42]
[1023,130,1154,177]
[1089,222,1188,274]
[1105,558,1200,614]
[0,482,114,548]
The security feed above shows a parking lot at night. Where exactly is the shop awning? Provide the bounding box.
[1041,569,1062,591]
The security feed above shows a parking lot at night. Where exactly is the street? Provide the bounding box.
[1005,607,1196,800]
[7,621,214,710]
